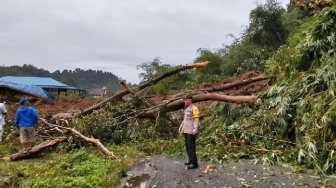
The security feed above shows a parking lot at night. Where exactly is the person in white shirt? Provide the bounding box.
[0,100,8,142]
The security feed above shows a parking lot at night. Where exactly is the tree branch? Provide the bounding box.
[1,137,67,161]
[139,93,257,118]
[40,119,117,159]
[80,62,209,115]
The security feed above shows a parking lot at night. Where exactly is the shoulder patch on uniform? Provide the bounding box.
[192,106,200,118]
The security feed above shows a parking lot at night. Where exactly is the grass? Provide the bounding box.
[0,141,144,188]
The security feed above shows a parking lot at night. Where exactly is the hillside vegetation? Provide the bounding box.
[119,0,336,174]
[75,0,336,176]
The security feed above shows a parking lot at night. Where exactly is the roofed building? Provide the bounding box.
[0,76,86,100]
[89,86,107,98]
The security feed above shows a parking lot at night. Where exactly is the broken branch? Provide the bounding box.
[40,119,117,159]
[139,93,257,118]
[80,62,209,115]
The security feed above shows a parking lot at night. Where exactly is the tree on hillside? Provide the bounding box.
[223,6,336,173]
[0,64,49,77]
[61,77,76,87]
[137,58,191,95]
[222,40,265,75]
[188,0,292,82]
[137,57,170,82]
[218,0,290,76]
[247,0,288,50]
[192,48,224,83]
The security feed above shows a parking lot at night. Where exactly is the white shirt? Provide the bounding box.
[0,103,7,125]
[181,104,200,134]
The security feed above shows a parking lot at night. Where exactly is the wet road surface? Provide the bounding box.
[120,155,336,188]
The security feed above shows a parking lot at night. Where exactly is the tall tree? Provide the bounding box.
[137,58,191,95]
[192,48,224,83]
[247,0,288,50]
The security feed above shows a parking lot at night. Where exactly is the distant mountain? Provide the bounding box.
[0,64,126,94]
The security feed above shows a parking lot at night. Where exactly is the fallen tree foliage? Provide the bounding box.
[21,68,269,160]
[80,71,269,119]
[138,73,269,118]
[62,126,117,158]
[40,119,117,159]
[80,61,210,115]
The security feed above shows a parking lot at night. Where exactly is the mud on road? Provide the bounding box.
[120,155,336,188]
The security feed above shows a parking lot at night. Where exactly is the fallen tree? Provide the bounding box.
[135,74,269,118]
[1,137,67,161]
[198,76,269,92]
[40,119,117,159]
[32,68,269,156]
[139,93,257,118]
[80,61,210,115]
[80,71,269,119]
[59,126,117,158]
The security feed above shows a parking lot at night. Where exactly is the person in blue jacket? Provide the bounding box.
[14,98,38,153]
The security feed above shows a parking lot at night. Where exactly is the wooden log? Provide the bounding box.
[80,62,209,115]
[139,93,257,118]
[198,76,269,92]
[1,136,67,161]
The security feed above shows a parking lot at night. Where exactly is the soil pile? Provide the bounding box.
[5,97,101,120]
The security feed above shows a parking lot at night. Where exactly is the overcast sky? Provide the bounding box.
[0,0,289,84]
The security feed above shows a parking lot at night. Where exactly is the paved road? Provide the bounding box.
[120,155,336,188]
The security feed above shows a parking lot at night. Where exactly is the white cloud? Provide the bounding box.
[0,0,289,84]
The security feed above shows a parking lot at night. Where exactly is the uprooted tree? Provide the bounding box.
[80,62,269,116]
[0,137,67,161]
[3,62,270,160]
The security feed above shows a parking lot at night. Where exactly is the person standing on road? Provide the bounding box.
[179,95,200,169]
[14,98,38,153]
[0,100,8,142]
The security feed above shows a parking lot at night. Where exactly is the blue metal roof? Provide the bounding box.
[0,76,67,87]
[0,80,54,99]
[0,76,81,90]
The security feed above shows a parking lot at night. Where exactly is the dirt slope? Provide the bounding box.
[5,97,100,120]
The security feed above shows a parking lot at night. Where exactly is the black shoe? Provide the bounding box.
[187,164,198,169]
[184,162,191,165]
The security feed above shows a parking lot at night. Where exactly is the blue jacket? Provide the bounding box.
[14,106,38,128]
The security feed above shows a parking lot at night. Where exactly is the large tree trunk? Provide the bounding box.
[80,62,209,115]
[139,93,256,118]
[199,76,269,92]
[1,137,67,161]
[80,72,268,119]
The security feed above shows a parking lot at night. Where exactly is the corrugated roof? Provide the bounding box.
[0,76,83,90]
[0,80,54,99]
[0,76,67,87]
